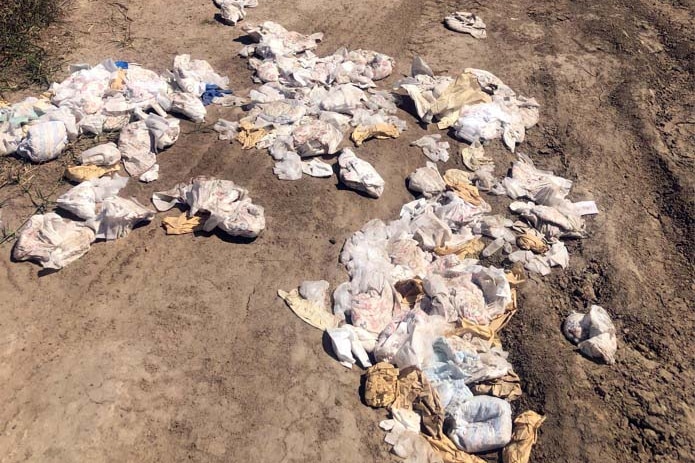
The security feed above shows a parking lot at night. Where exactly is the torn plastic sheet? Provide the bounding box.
[12,213,96,269]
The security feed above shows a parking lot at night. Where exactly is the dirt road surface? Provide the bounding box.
[1,0,693,461]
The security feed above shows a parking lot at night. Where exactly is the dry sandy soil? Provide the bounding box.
[1,0,694,462]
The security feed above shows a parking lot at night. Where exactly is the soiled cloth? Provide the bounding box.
[428,73,491,129]
[393,367,445,439]
[502,411,546,463]
[351,123,400,146]
[278,288,338,331]
[443,169,482,206]
[65,164,121,182]
[383,365,485,463]
[201,83,233,106]
[434,237,484,260]
[236,120,267,149]
[425,436,486,463]
[516,232,548,254]
[364,362,399,408]
[162,213,203,235]
[469,372,522,401]
[394,279,425,309]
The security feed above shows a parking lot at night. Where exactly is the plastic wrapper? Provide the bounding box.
[80,142,122,166]
[16,121,68,163]
[87,197,155,240]
[411,135,450,162]
[145,115,180,151]
[139,163,160,183]
[171,54,229,94]
[444,12,487,39]
[152,177,265,238]
[563,305,617,364]
[292,120,343,157]
[56,175,129,220]
[302,158,333,178]
[273,152,303,180]
[338,148,384,198]
[408,162,446,198]
[446,396,513,453]
[12,213,95,269]
[215,0,258,25]
[119,121,156,177]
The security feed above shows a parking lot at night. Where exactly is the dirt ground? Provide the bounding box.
[1,0,694,462]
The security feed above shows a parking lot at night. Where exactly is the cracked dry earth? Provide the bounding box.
[0,0,693,462]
